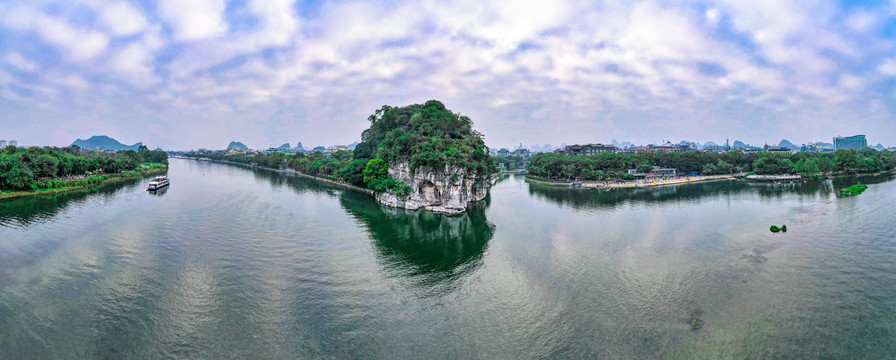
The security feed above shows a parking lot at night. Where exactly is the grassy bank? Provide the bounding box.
[0,163,167,200]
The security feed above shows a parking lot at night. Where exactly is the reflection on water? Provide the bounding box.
[0,177,147,229]
[147,186,169,196]
[2,161,896,359]
[339,191,494,293]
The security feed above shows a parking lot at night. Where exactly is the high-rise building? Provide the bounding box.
[8,140,17,147]
[833,135,867,150]
[0,140,6,148]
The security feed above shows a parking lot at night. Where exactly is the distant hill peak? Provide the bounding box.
[277,143,291,149]
[294,142,304,150]
[778,139,799,150]
[72,135,142,151]
[226,141,248,151]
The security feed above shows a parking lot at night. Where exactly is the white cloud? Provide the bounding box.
[3,7,108,62]
[838,74,865,92]
[158,0,227,41]
[245,0,300,48]
[100,2,149,36]
[109,27,165,87]
[5,52,38,72]
[705,8,720,27]
[846,11,876,32]
[879,58,896,76]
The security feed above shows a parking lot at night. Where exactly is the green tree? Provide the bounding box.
[834,150,859,173]
[1,167,34,190]
[339,159,370,186]
[34,155,60,178]
[363,158,389,184]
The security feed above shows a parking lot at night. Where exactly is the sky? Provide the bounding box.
[1,0,896,150]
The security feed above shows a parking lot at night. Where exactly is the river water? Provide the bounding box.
[1,159,894,359]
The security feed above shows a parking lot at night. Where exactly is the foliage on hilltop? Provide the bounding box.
[354,100,494,176]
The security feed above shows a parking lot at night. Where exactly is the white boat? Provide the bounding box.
[147,176,170,190]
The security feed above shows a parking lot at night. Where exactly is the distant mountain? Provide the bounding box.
[778,139,799,150]
[347,142,359,150]
[72,135,142,151]
[732,140,747,149]
[704,141,719,147]
[226,141,248,151]
[312,146,325,151]
[277,143,291,149]
[873,143,885,150]
[611,139,632,148]
[294,142,304,151]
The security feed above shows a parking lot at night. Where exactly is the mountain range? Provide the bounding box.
[72,135,143,151]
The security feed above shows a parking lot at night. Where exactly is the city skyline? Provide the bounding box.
[2,0,896,149]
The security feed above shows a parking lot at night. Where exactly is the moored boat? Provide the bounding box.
[147,176,169,190]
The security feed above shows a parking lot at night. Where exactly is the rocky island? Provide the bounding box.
[353,100,495,214]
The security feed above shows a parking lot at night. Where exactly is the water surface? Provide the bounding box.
[1,159,894,358]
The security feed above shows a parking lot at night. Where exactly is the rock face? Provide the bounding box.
[376,161,490,214]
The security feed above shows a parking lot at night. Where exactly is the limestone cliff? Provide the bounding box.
[376,162,490,214]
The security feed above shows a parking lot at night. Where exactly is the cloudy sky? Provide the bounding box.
[1,0,895,150]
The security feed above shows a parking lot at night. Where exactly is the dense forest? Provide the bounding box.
[0,145,168,191]
[191,100,494,199]
[527,148,896,181]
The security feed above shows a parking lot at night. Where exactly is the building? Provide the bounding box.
[8,140,17,147]
[801,142,835,153]
[834,135,867,150]
[764,145,794,154]
[623,142,690,153]
[0,140,6,148]
[512,148,531,157]
[560,143,616,156]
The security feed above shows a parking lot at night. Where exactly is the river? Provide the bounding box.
[1,158,894,359]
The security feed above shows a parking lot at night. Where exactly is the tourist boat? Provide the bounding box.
[147,176,169,191]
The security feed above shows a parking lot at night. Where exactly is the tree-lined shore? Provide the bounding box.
[0,145,168,198]
[525,148,896,181]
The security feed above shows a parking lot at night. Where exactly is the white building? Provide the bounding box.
[0,140,6,148]
[8,140,17,147]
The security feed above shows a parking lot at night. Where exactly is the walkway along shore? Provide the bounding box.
[526,173,747,189]
[199,159,375,196]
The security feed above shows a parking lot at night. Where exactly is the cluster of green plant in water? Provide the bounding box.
[526,147,896,181]
[185,100,493,201]
[839,184,868,197]
[769,225,787,233]
[0,145,168,191]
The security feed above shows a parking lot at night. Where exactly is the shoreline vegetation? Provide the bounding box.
[0,163,167,200]
[526,148,896,182]
[1,145,169,200]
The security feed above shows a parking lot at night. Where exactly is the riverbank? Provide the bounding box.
[526,173,745,189]
[195,158,375,196]
[0,164,167,200]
